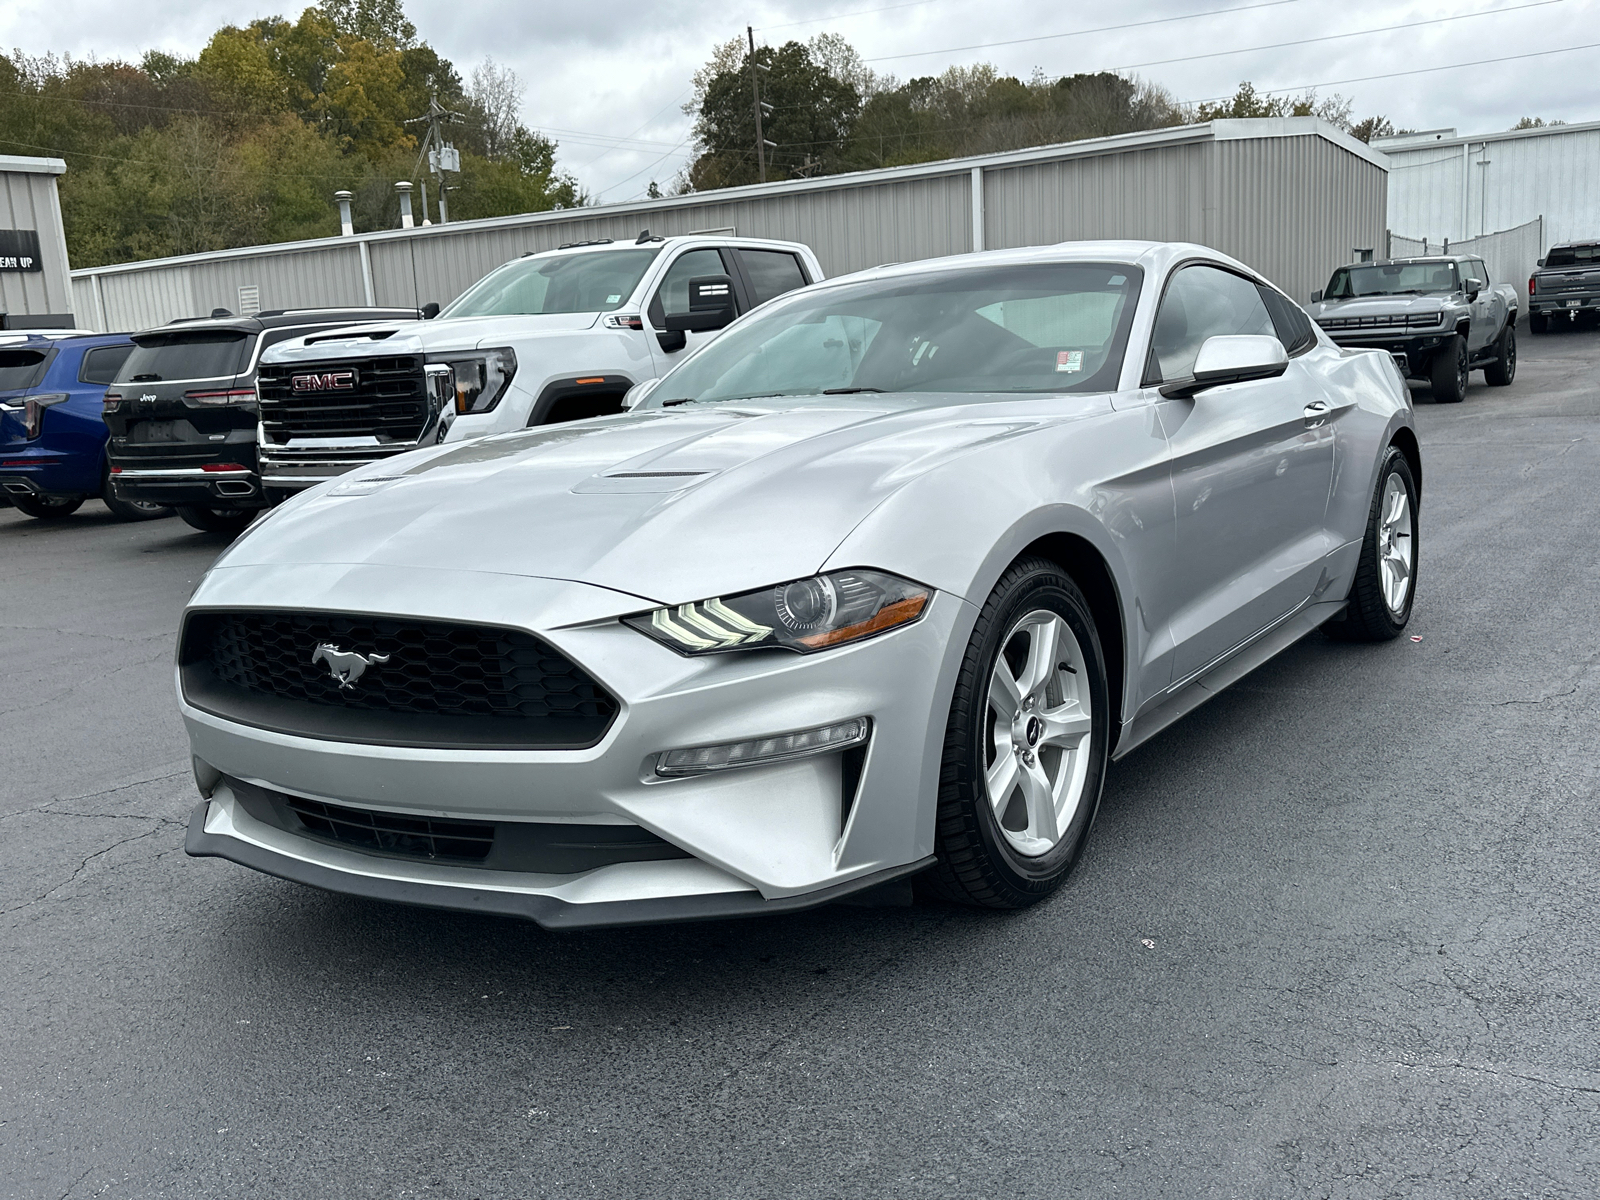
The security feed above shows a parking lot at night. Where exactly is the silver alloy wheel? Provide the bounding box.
[1378,473,1414,615]
[984,609,1095,857]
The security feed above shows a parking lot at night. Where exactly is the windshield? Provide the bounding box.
[1326,261,1459,300]
[646,262,1142,405]
[1545,245,1598,268]
[442,248,660,318]
[118,331,251,383]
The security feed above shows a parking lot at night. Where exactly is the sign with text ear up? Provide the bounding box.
[0,229,43,272]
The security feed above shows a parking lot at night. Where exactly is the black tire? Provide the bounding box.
[928,558,1111,909]
[1429,334,1468,403]
[1326,447,1418,643]
[1483,322,1516,386]
[100,471,173,522]
[1528,312,1547,335]
[176,505,254,534]
[11,491,85,519]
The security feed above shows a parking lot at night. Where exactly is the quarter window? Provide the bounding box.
[737,250,809,306]
[1256,286,1316,356]
[79,344,133,385]
[652,249,731,329]
[1146,264,1277,385]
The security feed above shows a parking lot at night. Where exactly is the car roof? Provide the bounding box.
[131,307,422,339]
[810,240,1254,292]
[527,234,808,259]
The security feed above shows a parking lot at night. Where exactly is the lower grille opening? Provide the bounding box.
[288,795,494,863]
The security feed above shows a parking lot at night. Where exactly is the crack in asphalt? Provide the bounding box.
[0,768,188,823]
[0,621,174,645]
[0,647,173,718]
[1391,1060,1600,1096]
[1,824,171,916]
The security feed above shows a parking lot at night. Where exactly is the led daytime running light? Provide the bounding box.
[657,718,870,776]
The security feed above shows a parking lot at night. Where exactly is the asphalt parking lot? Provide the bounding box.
[3,325,1599,1200]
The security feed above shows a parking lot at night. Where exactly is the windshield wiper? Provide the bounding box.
[821,386,885,395]
[662,392,789,407]
[130,373,162,382]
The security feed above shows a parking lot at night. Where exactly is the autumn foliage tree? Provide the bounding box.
[0,0,583,266]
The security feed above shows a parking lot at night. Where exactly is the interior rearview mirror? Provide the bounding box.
[1310,289,1323,304]
[663,274,736,334]
[1161,335,1289,399]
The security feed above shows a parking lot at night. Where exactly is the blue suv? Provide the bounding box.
[0,332,171,522]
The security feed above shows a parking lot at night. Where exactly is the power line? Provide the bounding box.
[1105,0,1564,76]
[1183,39,1600,105]
[861,0,1314,63]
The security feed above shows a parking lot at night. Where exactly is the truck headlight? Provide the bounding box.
[625,569,930,655]
[427,348,516,414]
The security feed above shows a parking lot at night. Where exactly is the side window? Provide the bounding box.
[651,249,731,329]
[1256,285,1316,356]
[1146,264,1277,384]
[79,344,133,385]
[737,250,809,306]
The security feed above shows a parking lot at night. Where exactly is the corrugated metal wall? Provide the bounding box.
[1384,121,1600,251]
[0,162,74,319]
[71,120,1387,332]
[1210,134,1389,304]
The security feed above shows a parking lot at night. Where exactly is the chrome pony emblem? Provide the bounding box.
[310,643,391,689]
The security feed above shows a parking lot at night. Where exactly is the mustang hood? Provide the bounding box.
[215,397,1076,605]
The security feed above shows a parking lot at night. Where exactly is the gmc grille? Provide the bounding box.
[180,610,618,750]
[257,355,429,443]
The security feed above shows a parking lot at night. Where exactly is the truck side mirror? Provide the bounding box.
[663,275,736,333]
[1309,289,1323,304]
[421,302,440,320]
[1536,258,1545,268]
[1464,279,1482,301]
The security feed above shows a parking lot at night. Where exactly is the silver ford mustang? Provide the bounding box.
[181,241,1420,928]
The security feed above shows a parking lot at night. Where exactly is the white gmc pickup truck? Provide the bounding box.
[253,233,825,499]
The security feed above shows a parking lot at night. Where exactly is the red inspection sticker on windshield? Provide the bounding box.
[1056,351,1083,373]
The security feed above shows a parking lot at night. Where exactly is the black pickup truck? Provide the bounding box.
[1529,241,1600,333]
[104,307,420,533]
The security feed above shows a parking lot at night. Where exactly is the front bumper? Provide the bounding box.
[1322,329,1452,376]
[180,565,966,926]
[258,437,439,496]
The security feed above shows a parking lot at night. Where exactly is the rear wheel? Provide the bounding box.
[11,492,85,520]
[929,558,1110,909]
[1429,335,1468,403]
[176,505,254,534]
[1529,312,1547,335]
[1484,323,1516,386]
[101,469,173,522]
[1326,447,1418,643]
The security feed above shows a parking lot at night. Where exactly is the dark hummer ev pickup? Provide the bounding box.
[1529,240,1600,333]
[104,307,420,533]
[1308,255,1517,403]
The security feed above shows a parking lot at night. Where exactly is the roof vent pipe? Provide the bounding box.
[395,181,414,230]
[334,190,354,237]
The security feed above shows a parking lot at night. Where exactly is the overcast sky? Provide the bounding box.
[4,0,1598,203]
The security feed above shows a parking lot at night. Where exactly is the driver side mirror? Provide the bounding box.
[1160,335,1289,398]
[1537,257,1546,268]
[1309,289,1323,304]
[1464,278,1482,300]
[663,275,736,334]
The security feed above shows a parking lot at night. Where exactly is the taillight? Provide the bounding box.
[23,394,68,439]
[103,392,122,412]
[185,388,257,405]
[199,463,249,472]
[1529,275,1536,296]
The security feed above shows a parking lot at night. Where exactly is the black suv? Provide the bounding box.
[104,308,421,533]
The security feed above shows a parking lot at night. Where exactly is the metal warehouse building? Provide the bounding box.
[70,117,1386,332]
[1378,120,1600,252]
[1,155,75,329]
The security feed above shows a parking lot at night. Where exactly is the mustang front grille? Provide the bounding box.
[289,795,495,862]
[256,355,428,443]
[180,610,618,749]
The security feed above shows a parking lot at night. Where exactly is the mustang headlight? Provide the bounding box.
[626,569,931,655]
[427,347,517,414]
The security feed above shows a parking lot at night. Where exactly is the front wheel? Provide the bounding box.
[176,505,255,534]
[11,492,85,520]
[1326,447,1418,642]
[1429,335,1468,403]
[1484,323,1516,386]
[929,558,1110,909]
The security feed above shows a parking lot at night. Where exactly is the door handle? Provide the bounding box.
[1303,400,1330,426]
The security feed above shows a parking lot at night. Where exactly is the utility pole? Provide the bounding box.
[404,94,464,224]
[747,26,774,183]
